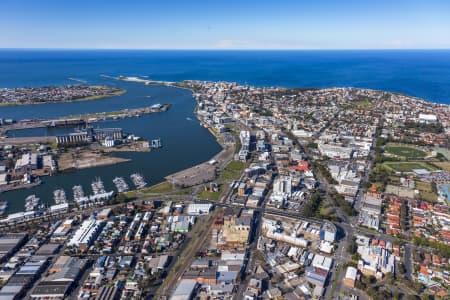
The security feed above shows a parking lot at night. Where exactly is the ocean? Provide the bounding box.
[1,49,450,104]
[0,49,449,213]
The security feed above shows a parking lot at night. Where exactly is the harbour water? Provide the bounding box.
[1,49,450,213]
[0,81,222,213]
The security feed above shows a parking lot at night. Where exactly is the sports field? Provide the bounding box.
[384,143,427,158]
[383,161,437,173]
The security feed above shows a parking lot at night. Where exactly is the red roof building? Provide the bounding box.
[288,160,310,172]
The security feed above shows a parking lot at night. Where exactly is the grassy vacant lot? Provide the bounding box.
[197,160,246,201]
[419,190,438,203]
[388,176,401,185]
[415,181,438,203]
[432,161,450,172]
[383,161,437,173]
[140,181,193,195]
[384,143,427,158]
[198,189,222,201]
[415,181,433,192]
[220,160,245,181]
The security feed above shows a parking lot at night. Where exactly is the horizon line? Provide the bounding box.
[1,47,450,51]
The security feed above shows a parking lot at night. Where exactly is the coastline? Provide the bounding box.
[118,75,450,107]
[0,88,126,106]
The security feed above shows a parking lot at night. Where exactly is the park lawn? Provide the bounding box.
[142,181,174,194]
[141,182,193,196]
[224,123,235,130]
[346,98,373,110]
[383,161,437,173]
[123,191,136,199]
[197,160,245,201]
[219,160,245,182]
[319,203,336,218]
[173,188,193,195]
[432,161,450,172]
[384,143,427,158]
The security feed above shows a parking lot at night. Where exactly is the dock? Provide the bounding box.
[0,104,171,138]
[0,136,57,146]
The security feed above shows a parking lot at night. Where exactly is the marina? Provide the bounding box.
[53,189,67,205]
[72,185,88,203]
[91,177,106,195]
[113,177,129,193]
[24,195,41,212]
[130,173,147,189]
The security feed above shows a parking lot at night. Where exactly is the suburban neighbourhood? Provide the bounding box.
[0,80,449,300]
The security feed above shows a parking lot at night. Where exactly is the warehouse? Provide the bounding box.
[171,280,197,300]
[0,234,27,262]
[187,203,212,215]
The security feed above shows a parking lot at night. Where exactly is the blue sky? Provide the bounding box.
[1,0,449,49]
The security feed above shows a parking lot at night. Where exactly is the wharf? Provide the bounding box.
[0,104,171,136]
[0,180,41,192]
[0,136,56,146]
[102,141,151,153]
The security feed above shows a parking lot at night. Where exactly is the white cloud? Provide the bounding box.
[213,39,239,49]
[386,40,416,49]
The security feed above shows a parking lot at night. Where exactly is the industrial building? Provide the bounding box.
[0,233,27,262]
[95,286,120,300]
[171,280,198,300]
[14,153,38,173]
[67,218,104,251]
[56,127,123,145]
[31,256,88,299]
[0,255,49,299]
[187,203,213,215]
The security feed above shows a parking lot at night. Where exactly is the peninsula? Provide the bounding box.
[0,85,125,105]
